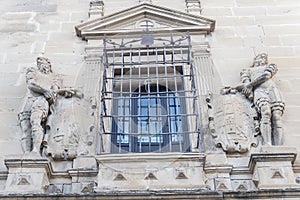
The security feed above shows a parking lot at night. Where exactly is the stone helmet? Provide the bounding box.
[252,53,268,67]
[36,57,52,73]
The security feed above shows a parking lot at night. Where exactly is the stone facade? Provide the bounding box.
[0,0,300,199]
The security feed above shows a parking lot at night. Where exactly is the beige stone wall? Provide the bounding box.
[200,0,300,163]
[0,0,300,175]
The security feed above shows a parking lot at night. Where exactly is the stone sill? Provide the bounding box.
[96,152,205,163]
[1,188,300,199]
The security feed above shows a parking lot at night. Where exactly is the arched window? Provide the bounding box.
[111,85,189,153]
[99,34,200,154]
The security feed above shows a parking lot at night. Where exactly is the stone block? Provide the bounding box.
[0,140,22,156]
[236,0,276,7]
[51,161,72,172]
[275,79,293,93]
[282,92,300,105]
[95,153,207,191]
[264,25,300,36]
[0,0,57,12]
[213,27,236,38]
[0,64,19,73]
[60,22,78,32]
[0,126,19,140]
[5,54,36,65]
[253,47,296,57]
[201,0,235,7]
[267,6,300,15]
[0,112,19,127]
[0,85,26,98]
[211,48,254,60]
[213,16,256,26]
[281,35,300,46]
[70,12,89,22]
[249,148,298,189]
[233,7,267,16]
[285,105,300,122]
[35,13,70,24]
[243,37,263,48]
[205,153,228,166]
[235,25,265,37]
[255,15,300,26]
[261,36,281,46]
[271,58,300,68]
[0,73,21,86]
[202,8,233,16]
[47,32,77,45]
[212,37,244,47]
[40,22,60,32]
[275,0,300,6]
[0,13,32,22]
[73,157,97,170]
[260,146,297,155]
[0,23,36,33]
[5,157,50,193]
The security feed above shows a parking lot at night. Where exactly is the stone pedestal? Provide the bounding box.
[249,146,299,189]
[94,153,208,191]
[4,154,51,193]
[69,157,98,193]
[204,153,233,190]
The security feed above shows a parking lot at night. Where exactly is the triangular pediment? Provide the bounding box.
[75,3,215,40]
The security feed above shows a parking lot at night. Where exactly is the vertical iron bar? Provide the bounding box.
[155,47,161,152]
[164,46,171,152]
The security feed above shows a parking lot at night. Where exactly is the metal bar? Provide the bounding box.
[163,46,172,152]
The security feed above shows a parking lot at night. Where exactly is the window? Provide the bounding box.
[99,34,200,153]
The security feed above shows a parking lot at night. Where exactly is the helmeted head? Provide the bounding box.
[252,53,268,67]
[37,57,52,74]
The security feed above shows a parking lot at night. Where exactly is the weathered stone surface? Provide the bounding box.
[0,0,57,12]
[0,0,299,197]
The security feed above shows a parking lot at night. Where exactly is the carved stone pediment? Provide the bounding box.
[75,3,215,40]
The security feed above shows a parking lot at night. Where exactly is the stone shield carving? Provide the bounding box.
[44,96,93,160]
[211,94,259,153]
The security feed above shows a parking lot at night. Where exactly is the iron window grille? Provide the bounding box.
[99,33,201,153]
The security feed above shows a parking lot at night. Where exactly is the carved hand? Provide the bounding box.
[242,83,253,97]
[44,90,57,104]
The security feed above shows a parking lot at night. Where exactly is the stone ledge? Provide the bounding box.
[1,189,300,199]
[96,152,205,163]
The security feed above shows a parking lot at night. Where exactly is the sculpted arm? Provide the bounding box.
[26,68,56,102]
[248,64,277,88]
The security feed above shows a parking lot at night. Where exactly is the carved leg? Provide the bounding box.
[30,111,45,153]
[272,110,284,145]
[259,103,272,146]
[18,111,32,153]
[30,98,49,153]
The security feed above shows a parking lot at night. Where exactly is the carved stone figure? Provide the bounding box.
[241,53,285,145]
[223,53,285,146]
[19,57,61,154]
[19,57,83,155]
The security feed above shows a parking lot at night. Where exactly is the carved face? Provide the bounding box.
[37,57,52,74]
[253,53,268,67]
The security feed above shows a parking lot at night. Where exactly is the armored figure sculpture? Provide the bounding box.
[240,53,285,146]
[18,57,61,153]
[19,57,83,154]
